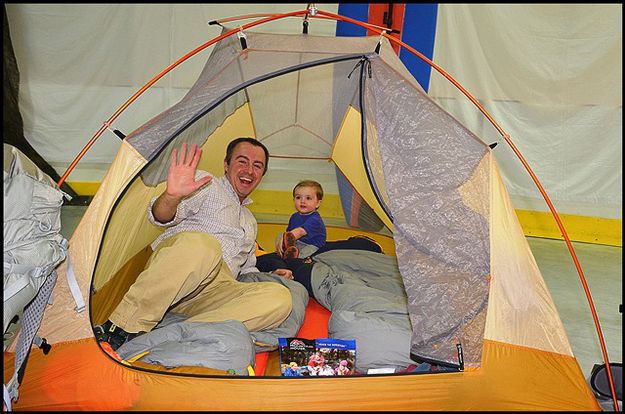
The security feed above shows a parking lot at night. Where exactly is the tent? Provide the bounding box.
[3,10,603,411]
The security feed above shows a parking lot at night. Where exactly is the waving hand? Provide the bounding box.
[152,143,212,223]
[166,143,212,198]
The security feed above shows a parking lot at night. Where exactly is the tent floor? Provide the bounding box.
[60,206,622,384]
[254,297,330,376]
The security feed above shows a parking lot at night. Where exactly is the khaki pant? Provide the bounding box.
[109,232,292,333]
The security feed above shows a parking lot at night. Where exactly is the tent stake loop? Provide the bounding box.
[374,30,387,54]
[237,26,248,50]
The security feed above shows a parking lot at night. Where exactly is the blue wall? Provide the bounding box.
[336,3,438,92]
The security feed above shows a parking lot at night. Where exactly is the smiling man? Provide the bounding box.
[95,138,293,351]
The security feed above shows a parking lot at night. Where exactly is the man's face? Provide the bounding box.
[224,142,266,202]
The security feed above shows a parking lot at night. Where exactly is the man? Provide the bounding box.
[95,138,293,351]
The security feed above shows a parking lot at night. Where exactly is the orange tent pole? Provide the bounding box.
[56,9,309,188]
[314,10,620,410]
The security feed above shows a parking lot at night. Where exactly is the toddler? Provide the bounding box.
[277,180,327,259]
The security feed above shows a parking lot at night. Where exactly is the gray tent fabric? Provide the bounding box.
[129,30,381,186]
[366,58,490,367]
[311,250,415,371]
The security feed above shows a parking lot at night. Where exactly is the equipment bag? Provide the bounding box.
[3,144,69,410]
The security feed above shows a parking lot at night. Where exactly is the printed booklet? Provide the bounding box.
[278,337,356,376]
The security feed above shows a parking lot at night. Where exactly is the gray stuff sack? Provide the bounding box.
[3,144,69,408]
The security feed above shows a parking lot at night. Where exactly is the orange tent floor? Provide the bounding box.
[254,297,330,375]
[4,299,601,411]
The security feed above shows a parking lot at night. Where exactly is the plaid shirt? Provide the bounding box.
[148,173,259,277]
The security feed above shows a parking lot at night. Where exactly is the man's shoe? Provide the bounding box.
[94,320,138,351]
[282,231,299,259]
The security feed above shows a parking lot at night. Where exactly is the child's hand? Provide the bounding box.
[273,268,294,280]
[276,239,284,256]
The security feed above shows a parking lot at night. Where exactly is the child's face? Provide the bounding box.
[293,186,321,215]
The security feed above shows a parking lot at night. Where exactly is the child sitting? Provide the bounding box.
[255,180,382,297]
[276,180,327,259]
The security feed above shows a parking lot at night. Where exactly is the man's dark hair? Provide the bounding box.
[225,137,269,175]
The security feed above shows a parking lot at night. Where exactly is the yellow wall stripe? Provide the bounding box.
[67,182,622,247]
[515,209,621,247]
[67,181,102,196]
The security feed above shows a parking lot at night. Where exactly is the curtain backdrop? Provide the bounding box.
[5,4,621,218]
[427,4,621,218]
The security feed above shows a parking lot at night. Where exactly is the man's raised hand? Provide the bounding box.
[166,143,213,199]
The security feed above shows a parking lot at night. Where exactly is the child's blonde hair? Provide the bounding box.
[293,180,324,200]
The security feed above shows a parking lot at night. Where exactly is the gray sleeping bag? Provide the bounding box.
[116,317,255,374]
[116,271,309,375]
[311,249,415,372]
[239,271,309,352]
[117,250,414,375]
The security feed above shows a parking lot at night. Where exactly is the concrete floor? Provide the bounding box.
[526,237,622,378]
[60,205,622,405]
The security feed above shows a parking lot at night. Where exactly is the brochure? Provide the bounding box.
[278,337,356,376]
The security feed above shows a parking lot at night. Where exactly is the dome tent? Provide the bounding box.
[3,10,602,411]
